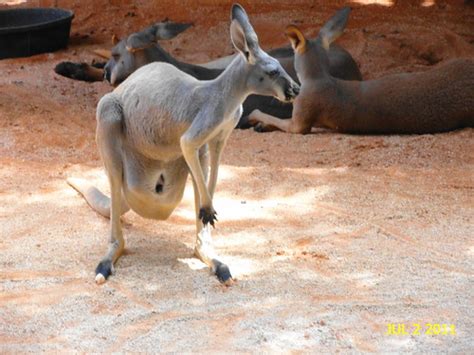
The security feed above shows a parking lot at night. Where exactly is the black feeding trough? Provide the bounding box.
[0,7,74,60]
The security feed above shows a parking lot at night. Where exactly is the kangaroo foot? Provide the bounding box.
[213,259,233,286]
[95,259,114,284]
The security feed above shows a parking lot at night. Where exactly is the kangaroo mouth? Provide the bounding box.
[275,89,297,103]
[283,93,296,103]
[274,95,291,103]
[275,93,295,103]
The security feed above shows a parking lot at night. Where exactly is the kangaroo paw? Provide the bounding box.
[199,207,218,227]
[236,115,253,129]
[253,123,266,132]
[54,62,103,82]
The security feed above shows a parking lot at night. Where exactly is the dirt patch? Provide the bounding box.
[0,0,473,352]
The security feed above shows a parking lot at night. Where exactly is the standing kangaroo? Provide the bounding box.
[68,4,299,285]
[249,8,474,134]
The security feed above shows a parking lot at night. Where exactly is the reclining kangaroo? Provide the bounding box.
[249,8,474,134]
[67,4,299,285]
[55,20,194,82]
[56,16,361,128]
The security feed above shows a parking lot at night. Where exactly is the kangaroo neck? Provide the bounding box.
[211,55,251,112]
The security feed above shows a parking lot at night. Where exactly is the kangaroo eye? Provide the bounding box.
[267,69,279,77]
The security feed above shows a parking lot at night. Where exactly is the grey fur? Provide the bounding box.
[125,22,193,51]
[68,4,299,285]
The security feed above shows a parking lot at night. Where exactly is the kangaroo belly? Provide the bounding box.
[121,148,189,220]
[123,187,183,220]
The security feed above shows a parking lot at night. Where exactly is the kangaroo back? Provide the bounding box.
[347,59,474,134]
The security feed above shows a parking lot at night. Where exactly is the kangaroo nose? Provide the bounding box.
[292,85,300,96]
[104,66,111,83]
[285,83,300,101]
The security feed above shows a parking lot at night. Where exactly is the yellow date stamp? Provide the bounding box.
[385,323,456,336]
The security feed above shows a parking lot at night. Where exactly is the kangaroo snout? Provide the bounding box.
[104,62,112,83]
[104,67,111,83]
[285,83,300,101]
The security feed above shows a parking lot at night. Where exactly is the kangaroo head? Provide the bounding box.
[230,4,299,102]
[286,7,351,81]
[104,21,192,86]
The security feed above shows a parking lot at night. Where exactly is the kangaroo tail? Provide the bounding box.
[67,177,129,218]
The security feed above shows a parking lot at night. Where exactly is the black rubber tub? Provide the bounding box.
[0,8,74,60]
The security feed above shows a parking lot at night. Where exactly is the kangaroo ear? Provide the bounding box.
[230,4,259,63]
[112,34,120,46]
[126,21,192,52]
[126,32,151,52]
[285,25,307,54]
[153,21,193,40]
[125,26,157,52]
[230,20,254,63]
[318,7,351,50]
[93,49,112,59]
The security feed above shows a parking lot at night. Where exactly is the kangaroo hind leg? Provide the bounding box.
[93,94,128,284]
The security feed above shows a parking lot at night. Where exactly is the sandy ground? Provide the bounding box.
[1,0,473,353]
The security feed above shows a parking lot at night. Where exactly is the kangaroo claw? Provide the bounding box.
[199,207,218,227]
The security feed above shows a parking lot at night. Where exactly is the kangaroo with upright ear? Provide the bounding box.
[249,7,474,134]
[67,4,299,285]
